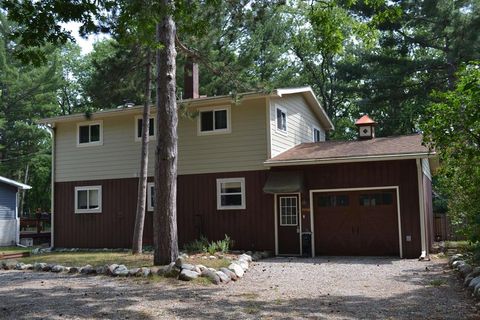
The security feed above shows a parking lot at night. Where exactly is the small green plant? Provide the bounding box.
[184,234,234,254]
[183,235,209,253]
[216,234,233,253]
[206,242,218,255]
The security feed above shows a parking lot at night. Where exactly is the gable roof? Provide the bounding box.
[0,176,31,190]
[38,86,334,130]
[265,134,435,166]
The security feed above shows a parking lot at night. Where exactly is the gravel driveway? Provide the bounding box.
[0,256,478,319]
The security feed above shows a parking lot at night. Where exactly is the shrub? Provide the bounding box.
[183,235,209,253]
[184,234,233,254]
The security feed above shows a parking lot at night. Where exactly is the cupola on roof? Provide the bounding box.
[355,115,376,126]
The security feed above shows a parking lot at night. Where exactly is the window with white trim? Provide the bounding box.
[313,126,322,142]
[198,107,230,134]
[147,182,155,211]
[216,178,245,210]
[279,196,298,226]
[75,186,102,213]
[135,116,156,141]
[77,121,102,146]
[276,106,287,133]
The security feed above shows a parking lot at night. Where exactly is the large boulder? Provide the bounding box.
[179,269,200,281]
[80,265,95,274]
[51,265,65,273]
[220,268,238,281]
[140,267,151,277]
[107,264,119,276]
[216,271,231,283]
[449,254,463,266]
[236,260,249,271]
[228,263,244,278]
[452,260,465,269]
[201,269,220,285]
[34,262,46,271]
[468,276,480,291]
[465,267,480,287]
[164,262,181,278]
[458,263,473,278]
[68,267,79,273]
[239,254,252,263]
[112,265,129,277]
[128,268,140,276]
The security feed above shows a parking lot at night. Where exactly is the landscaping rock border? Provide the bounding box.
[0,250,272,285]
[448,254,480,299]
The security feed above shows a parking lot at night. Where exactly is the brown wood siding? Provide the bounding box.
[54,170,274,251]
[272,160,422,258]
[54,178,154,248]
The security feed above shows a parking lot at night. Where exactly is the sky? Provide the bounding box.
[63,22,109,55]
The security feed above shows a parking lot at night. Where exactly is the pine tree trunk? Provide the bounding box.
[153,5,179,265]
[132,49,152,255]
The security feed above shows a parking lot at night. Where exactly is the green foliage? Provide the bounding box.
[183,235,209,253]
[184,234,233,254]
[421,63,480,244]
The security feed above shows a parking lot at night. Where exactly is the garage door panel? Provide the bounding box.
[314,189,399,256]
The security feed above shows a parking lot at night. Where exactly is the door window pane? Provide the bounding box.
[280,196,298,226]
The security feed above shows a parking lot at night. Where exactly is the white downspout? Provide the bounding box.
[47,125,55,249]
[416,159,428,260]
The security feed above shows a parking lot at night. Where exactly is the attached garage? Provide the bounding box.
[265,133,437,259]
[312,188,401,257]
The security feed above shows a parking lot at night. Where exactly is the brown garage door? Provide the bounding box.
[313,189,399,256]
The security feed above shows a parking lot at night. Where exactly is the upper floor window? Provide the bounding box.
[217,177,245,210]
[77,121,102,147]
[198,107,231,135]
[313,126,322,142]
[135,115,156,141]
[75,186,102,214]
[276,106,287,133]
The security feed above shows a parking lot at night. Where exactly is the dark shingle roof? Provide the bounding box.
[266,134,433,164]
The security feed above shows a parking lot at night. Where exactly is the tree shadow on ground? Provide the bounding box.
[0,259,478,320]
[263,256,400,265]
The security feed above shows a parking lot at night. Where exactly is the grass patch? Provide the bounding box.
[18,251,154,268]
[186,257,231,270]
[430,279,446,287]
[0,246,31,255]
[17,250,232,269]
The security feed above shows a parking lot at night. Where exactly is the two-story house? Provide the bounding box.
[40,74,436,259]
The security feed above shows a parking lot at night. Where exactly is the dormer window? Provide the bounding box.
[276,106,287,133]
[355,115,376,140]
[313,126,322,142]
[198,106,231,135]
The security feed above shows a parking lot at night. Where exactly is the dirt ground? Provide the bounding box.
[0,256,479,319]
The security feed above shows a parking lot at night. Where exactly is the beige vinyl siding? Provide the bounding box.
[178,98,267,174]
[269,94,325,157]
[55,98,268,182]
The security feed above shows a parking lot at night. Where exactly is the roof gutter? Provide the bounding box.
[264,152,436,167]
